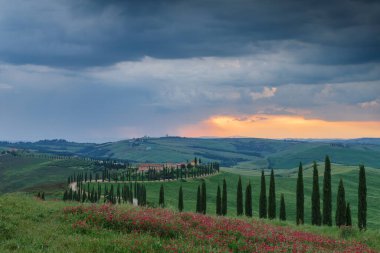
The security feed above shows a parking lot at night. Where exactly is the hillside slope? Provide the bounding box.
[0,153,92,193]
[0,193,378,252]
[1,137,380,168]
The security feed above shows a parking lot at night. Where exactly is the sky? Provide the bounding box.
[0,0,380,142]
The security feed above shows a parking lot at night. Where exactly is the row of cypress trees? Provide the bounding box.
[224,173,285,219]
[63,182,147,206]
[157,174,283,219]
[159,179,228,215]
[296,156,367,229]
[66,156,367,230]
[68,162,220,184]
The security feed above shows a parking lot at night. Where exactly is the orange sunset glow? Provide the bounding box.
[179,115,380,139]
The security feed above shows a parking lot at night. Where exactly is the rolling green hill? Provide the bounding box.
[1,145,379,251]
[0,153,92,193]
[1,137,380,168]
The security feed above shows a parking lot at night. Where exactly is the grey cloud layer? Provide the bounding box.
[0,0,379,141]
[1,57,379,141]
[0,0,379,67]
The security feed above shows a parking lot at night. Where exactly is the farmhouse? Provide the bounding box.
[137,162,185,172]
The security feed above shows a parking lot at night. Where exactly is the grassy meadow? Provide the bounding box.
[1,193,379,252]
[86,163,380,229]
[0,154,93,193]
[1,145,380,252]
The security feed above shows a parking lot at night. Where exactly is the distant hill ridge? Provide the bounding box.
[1,137,380,168]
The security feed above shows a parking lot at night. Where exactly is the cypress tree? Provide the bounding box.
[201,181,207,214]
[196,185,202,213]
[216,184,222,215]
[259,170,267,218]
[63,190,68,201]
[82,190,86,203]
[222,178,227,216]
[117,184,121,204]
[279,193,286,221]
[335,179,346,227]
[91,187,95,203]
[178,185,184,212]
[73,191,77,202]
[236,176,243,216]
[268,169,276,220]
[346,203,352,226]
[109,185,114,204]
[245,181,252,217]
[159,184,165,208]
[323,155,332,226]
[141,184,145,205]
[311,161,322,226]
[358,165,367,230]
[296,162,304,225]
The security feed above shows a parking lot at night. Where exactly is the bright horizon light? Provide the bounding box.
[178,114,380,139]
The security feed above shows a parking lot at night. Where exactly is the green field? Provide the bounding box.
[1,144,380,252]
[0,153,92,193]
[2,137,380,168]
[85,163,380,229]
[1,192,379,252]
[1,152,379,229]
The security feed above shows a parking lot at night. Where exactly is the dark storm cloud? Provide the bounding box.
[1,0,380,141]
[0,0,379,67]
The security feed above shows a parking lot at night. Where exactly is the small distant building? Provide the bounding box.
[138,163,164,172]
[137,162,185,172]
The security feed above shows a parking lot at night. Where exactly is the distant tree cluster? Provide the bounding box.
[67,158,219,184]
[63,182,147,206]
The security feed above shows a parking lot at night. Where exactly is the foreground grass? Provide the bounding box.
[0,193,378,252]
[0,193,170,253]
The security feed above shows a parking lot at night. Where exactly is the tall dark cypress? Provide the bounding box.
[216,185,222,215]
[296,162,304,225]
[358,165,367,230]
[236,176,243,216]
[259,170,267,218]
[268,169,276,220]
[159,184,165,208]
[222,178,227,216]
[178,185,184,212]
[201,181,207,214]
[196,185,202,213]
[311,161,322,226]
[346,203,352,226]
[279,193,286,221]
[142,184,147,206]
[63,190,68,201]
[245,181,252,217]
[335,179,346,227]
[323,155,332,226]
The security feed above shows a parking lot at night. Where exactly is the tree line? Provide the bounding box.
[63,181,147,206]
[67,160,219,184]
[63,155,367,230]
[159,156,367,230]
